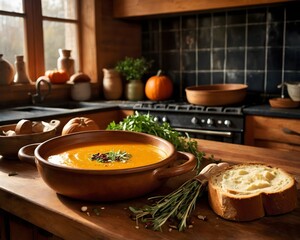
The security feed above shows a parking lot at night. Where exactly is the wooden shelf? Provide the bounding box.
[113,0,295,18]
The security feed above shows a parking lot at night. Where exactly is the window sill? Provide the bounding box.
[0,83,100,109]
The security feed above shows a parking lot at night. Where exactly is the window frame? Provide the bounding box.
[24,0,81,81]
[0,0,84,81]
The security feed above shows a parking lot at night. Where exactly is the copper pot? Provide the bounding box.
[18,130,196,202]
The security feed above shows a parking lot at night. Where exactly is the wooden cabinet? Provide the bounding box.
[113,0,295,18]
[0,209,7,239]
[245,115,300,152]
[0,210,62,240]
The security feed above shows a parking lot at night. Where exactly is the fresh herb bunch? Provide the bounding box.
[107,112,217,232]
[90,150,131,163]
[107,111,204,173]
[130,178,206,232]
[115,57,153,81]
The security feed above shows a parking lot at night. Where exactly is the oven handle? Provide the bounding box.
[173,127,232,137]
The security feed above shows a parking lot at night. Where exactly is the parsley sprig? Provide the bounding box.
[90,150,131,163]
[107,111,205,173]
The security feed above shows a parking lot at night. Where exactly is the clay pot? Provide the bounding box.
[13,55,31,84]
[57,49,75,78]
[0,54,14,85]
[125,80,144,101]
[18,130,196,202]
[71,82,91,101]
[102,68,123,100]
[185,84,248,106]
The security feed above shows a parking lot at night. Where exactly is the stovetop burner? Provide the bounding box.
[133,101,244,115]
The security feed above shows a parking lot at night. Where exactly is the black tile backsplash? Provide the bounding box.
[141,2,300,100]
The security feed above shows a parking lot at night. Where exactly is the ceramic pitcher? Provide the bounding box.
[102,68,123,100]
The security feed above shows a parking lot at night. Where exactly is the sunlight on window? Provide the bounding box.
[0,0,80,79]
[42,0,77,19]
[43,21,78,71]
[0,0,23,13]
[0,16,25,65]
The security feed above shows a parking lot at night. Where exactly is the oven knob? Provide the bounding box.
[191,117,198,125]
[162,116,168,123]
[224,120,231,127]
[207,118,214,126]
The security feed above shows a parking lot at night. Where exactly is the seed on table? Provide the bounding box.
[81,206,88,212]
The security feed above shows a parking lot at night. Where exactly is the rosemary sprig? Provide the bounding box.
[129,163,228,232]
[129,177,207,231]
[89,150,132,163]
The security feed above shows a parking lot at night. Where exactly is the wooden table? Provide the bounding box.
[0,139,299,240]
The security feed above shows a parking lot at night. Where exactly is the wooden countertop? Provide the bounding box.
[0,140,299,240]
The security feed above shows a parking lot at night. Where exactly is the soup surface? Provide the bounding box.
[47,143,168,170]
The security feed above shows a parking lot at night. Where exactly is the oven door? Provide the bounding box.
[173,127,244,144]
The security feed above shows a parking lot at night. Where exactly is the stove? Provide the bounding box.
[133,102,245,144]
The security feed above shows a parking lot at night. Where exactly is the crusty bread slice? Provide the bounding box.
[208,163,297,221]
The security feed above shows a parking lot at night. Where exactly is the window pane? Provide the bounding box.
[43,21,78,72]
[0,15,25,65]
[0,0,23,13]
[42,0,77,19]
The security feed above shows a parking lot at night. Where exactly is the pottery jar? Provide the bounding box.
[102,68,123,100]
[13,55,31,84]
[0,54,14,85]
[125,80,144,101]
[71,82,91,101]
[57,49,74,78]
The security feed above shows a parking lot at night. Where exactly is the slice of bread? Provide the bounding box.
[208,163,297,221]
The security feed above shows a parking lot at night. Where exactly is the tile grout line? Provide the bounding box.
[179,16,183,99]
[281,7,286,89]
[244,10,248,85]
[223,12,228,84]
[210,13,214,84]
[264,7,269,93]
[195,14,199,86]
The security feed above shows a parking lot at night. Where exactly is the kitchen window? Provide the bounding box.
[0,0,80,81]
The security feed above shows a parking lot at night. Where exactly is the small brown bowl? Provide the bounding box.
[269,98,300,109]
[0,120,60,159]
[185,84,248,106]
[18,130,196,202]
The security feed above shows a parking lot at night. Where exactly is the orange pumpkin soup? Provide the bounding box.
[47,143,168,170]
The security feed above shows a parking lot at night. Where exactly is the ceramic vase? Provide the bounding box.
[57,49,74,78]
[125,80,144,101]
[13,55,31,84]
[0,54,14,85]
[102,68,123,100]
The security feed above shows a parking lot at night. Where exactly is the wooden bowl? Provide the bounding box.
[0,120,60,159]
[185,84,248,106]
[269,98,300,108]
[18,130,196,202]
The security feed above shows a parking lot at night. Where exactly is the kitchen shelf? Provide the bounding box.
[113,0,295,18]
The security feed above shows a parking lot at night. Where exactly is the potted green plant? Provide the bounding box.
[115,57,152,100]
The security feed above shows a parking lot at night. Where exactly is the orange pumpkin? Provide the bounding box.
[62,117,100,135]
[145,70,173,101]
[45,70,69,84]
